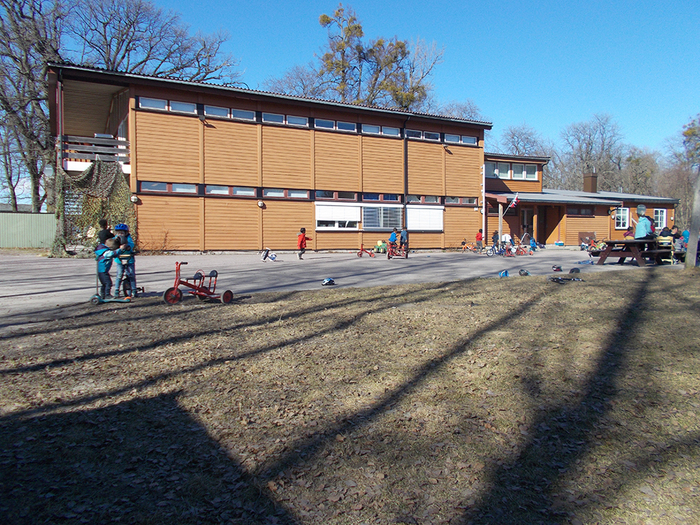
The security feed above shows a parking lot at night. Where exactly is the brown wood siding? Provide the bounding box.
[406,232,443,249]
[445,147,482,196]
[408,142,443,195]
[261,200,314,249]
[564,210,610,245]
[204,120,258,186]
[135,112,200,183]
[485,179,542,193]
[315,231,361,250]
[362,136,404,193]
[444,207,482,249]
[204,198,260,250]
[136,195,201,250]
[314,132,361,191]
[63,80,121,137]
[262,127,311,189]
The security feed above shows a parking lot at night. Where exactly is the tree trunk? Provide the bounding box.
[686,168,700,268]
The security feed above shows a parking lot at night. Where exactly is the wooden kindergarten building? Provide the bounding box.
[48,64,678,251]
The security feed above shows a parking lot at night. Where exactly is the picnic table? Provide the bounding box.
[594,238,673,266]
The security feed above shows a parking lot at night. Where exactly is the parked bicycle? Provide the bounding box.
[486,243,516,257]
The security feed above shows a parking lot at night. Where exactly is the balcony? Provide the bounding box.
[59,135,131,174]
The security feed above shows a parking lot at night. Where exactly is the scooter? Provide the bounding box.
[90,259,131,305]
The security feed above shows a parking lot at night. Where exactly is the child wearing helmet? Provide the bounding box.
[113,223,138,298]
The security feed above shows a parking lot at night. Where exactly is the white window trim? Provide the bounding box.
[654,208,667,229]
[615,207,630,229]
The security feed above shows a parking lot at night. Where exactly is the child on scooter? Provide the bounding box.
[95,238,123,299]
[113,223,137,298]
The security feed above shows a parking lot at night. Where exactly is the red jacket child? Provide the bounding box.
[297,227,311,259]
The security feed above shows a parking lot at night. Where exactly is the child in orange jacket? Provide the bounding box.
[297,227,311,260]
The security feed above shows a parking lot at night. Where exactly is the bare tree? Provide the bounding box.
[500,124,546,156]
[263,64,326,99]
[67,0,240,83]
[560,114,624,192]
[0,0,65,212]
[0,126,26,210]
[620,147,658,196]
[436,100,483,121]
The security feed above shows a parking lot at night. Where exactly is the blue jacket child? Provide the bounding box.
[95,238,122,298]
[113,223,137,298]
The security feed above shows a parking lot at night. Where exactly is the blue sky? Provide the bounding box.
[148,1,697,152]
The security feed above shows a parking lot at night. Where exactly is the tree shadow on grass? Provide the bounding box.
[458,269,657,524]
[0,392,299,525]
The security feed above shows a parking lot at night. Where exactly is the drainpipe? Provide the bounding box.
[481,163,486,242]
[402,116,410,229]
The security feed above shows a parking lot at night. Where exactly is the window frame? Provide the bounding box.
[204,105,229,118]
[231,108,256,121]
[169,101,197,114]
[653,208,667,229]
[138,97,167,111]
[445,196,479,206]
[615,207,630,229]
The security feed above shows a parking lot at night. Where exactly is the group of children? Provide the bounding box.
[95,219,137,299]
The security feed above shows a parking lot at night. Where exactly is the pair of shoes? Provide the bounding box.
[297,253,302,260]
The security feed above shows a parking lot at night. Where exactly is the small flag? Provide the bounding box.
[507,193,520,209]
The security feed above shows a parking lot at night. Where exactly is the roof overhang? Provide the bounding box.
[48,63,493,130]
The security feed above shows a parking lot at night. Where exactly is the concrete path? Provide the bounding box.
[0,248,661,325]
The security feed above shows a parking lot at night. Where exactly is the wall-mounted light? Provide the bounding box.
[257,200,264,208]
[130,195,139,203]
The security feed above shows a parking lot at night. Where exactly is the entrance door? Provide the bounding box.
[521,208,533,240]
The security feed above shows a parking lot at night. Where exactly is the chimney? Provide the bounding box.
[583,173,598,193]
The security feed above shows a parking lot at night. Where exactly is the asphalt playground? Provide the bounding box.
[0,247,663,326]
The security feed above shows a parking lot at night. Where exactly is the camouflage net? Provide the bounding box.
[52,160,136,257]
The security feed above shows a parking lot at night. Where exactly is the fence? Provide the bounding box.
[0,212,56,248]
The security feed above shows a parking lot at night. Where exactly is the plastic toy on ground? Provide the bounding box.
[163,261,233,304]
[322,278,336,286]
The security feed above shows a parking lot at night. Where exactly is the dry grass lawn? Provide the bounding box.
[1,267,699,524]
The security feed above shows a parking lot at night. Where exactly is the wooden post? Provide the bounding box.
[686,170,700,268]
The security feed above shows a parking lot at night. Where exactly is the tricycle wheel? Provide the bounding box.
[221,290,234,304]
[369,252,375,257]
[486,247,494,257]
[387,252,392,260]
[90,295,101,305]
[357,251,363,257]
[163,287,182,304]
[196,293,208,301]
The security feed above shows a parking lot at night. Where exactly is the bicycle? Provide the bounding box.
[486,243,516,257]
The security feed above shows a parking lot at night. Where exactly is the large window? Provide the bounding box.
[315,204,361,230]
[497,163,510,179]
[485,162,497,178]
[362,207,402,230]
[654,208,667,229]
[407,206,443,231]
[615,207,629,229]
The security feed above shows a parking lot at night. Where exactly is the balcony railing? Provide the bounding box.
[59,135,130,163]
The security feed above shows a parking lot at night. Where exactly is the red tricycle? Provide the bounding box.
[387,242,408,259]
[163,261,234,304]
[357,243,375,257]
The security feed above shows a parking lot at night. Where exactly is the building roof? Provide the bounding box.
[486,188,678,207]
[486,191,622,206]
[48,62,493,129]
[484,152,551,164]
[544,189,679,205]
